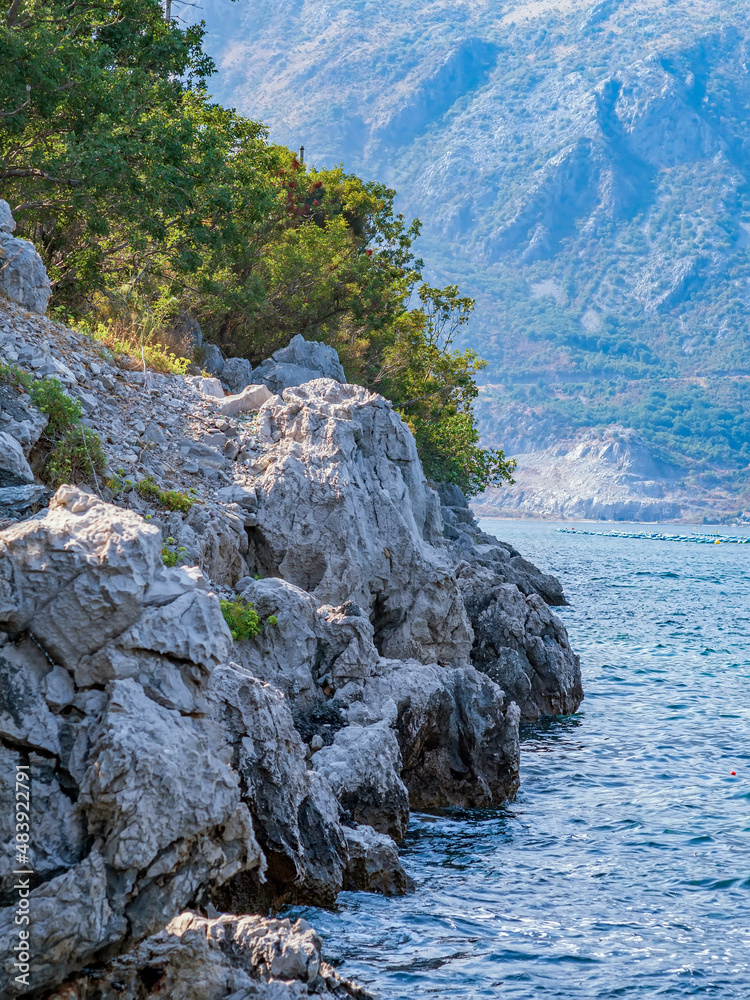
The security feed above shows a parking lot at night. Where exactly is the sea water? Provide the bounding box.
[293,520,750,998]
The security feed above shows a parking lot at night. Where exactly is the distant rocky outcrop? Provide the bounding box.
[473,427,698,522]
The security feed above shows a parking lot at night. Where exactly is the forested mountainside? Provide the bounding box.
[202,0,750,518]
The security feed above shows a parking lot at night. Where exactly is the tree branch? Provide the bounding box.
[0,167,82,186]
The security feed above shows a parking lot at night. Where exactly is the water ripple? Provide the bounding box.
[290,520,750,998]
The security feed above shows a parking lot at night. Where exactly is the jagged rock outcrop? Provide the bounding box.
[0,487,347,998]
[458,570,583,720]
[221,355,255,394]
[40,912,372,1000]
[437,483,583,720]
[209,665,347,911]
[350,657,521,808]
[439,483,566,605]
[0,200,51,314]
[1,267,584,997]
[245,379,473,665]
[232,574,520,811]
[251,333,346,394]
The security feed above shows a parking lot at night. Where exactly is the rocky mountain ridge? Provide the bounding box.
[0,203,582,998]
[199,0,750,521]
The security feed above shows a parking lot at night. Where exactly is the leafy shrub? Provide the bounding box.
[45,425,106,487]
[220,598,278,641]
[1,365,105,486]
[0,361,32,390]
[29,377,82,435]
[136,476,194,512]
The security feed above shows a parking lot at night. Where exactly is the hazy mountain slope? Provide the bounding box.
[200,0,750,519]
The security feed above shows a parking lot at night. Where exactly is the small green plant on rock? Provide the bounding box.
[29,378,82,435]
[135,476,194,512]
[161,537,189,567]
[220,598,278,641]
[1,365,105,487]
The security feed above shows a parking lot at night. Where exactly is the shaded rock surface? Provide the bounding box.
[314,721,410,841]
[436,483,582,720]
[343,825,411,896]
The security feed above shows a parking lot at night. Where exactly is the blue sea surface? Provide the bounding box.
[293,520,750,998]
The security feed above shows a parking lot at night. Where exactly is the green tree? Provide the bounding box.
[1,1,515,497]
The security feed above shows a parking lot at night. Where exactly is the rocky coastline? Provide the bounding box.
[0,203,582,999]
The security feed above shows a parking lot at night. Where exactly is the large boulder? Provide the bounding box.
[0,200,52,314]
[39,911,373,1000]
[245,379,473,665]
[349,658,521,809]
[222,355,254,394]
[314,721,410,841]
[251,333,346,393]
[458,565,583,720]
[342,825,411,896]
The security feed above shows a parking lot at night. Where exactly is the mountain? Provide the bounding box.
[198,0,750,521]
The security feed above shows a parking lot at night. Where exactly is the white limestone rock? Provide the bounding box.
[221,355,254,394]
[232,577,379,707]
[218,382,274,417]
[314,721,410,841]
[246,379,473,664]
[0,201,52,314]
[251,333,347,394]
[39,911,373,999]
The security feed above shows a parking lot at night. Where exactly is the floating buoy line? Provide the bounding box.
[555,528,750,544]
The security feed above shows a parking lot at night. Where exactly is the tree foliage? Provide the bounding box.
[0,0,513,496]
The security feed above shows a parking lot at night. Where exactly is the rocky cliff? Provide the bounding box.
[0,206,582,998]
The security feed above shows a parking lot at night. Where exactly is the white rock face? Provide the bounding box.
[0,200,52,314]
[474,427,686,522]
[251,333,347,393]
[247,379,473,664]
[39,911,372,999]
[0,488,349,998]
[219,382,274,416]
[314,722,410,841]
